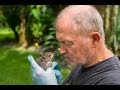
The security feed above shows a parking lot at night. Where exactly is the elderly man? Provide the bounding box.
[28,5,120,85]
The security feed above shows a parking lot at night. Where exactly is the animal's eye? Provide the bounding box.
[44,60,47,62]
[48,54,51,57]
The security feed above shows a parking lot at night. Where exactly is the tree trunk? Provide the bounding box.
[116,6,120,56]
[111,5,119,54]
[26,22,34,46]
[25,6,34,46]
[19,7,28,48]
[104,5,119,54]
[11,26,19,41]
[95,5,119,54]
[104,5,112,50]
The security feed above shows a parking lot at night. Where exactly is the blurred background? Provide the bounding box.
[0,5,119,85]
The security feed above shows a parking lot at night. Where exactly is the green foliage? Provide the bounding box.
[0,5,24,41]
[0,5,66,50]
[28,5,59,51]
[0,11,6,22]
[1,5,21,29]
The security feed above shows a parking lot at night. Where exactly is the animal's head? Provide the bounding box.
[44,52,55,60]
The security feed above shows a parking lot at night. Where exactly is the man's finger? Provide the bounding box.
[52,61,58,68]
[54,70,62,84]
[27,55,44,71]
[52,61,60,71]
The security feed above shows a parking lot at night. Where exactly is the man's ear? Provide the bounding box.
[90,32,101,48]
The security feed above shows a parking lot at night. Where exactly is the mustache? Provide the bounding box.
[63,55,69,58]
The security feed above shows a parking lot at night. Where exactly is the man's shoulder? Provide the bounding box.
[96,70,120,85]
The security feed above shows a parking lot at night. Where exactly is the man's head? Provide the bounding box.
[55,5,106,67]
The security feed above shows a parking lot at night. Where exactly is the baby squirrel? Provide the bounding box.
[36,52,55,70]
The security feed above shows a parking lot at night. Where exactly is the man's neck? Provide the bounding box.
[84,48,114,68]
[95,48,114,63]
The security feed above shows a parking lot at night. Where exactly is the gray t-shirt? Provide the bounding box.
[63,56,120,85]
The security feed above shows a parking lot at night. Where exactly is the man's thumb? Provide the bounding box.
[27,55,41,70]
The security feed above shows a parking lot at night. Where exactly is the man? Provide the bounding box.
[28,5,120,85]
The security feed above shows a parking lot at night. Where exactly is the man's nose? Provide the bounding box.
[58,47,67,54]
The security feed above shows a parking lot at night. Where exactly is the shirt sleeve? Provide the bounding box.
[96,72,120,85]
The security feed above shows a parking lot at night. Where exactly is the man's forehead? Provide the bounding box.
[55,19,75,34]
[56,18,72,30]
[56,31,78,41]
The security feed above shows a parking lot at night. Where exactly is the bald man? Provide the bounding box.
[55,5,120,85]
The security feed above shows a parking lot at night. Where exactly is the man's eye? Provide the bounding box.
[64,42,73,47]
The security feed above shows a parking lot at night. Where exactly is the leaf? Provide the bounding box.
[31,8,39,20]
[45,35,55,40]
[44,41,51,46]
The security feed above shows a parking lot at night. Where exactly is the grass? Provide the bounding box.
[0,46,34,85]
[0,28,15,41]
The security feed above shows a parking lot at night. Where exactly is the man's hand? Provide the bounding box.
[27,55,62,85]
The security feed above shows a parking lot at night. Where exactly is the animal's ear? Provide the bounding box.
[48,54,51,57]
[39,53,42,57]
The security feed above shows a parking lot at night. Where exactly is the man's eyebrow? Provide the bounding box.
[59,40,73,44]
[59,40,64,43]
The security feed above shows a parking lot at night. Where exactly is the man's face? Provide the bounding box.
[56,23,94,66]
